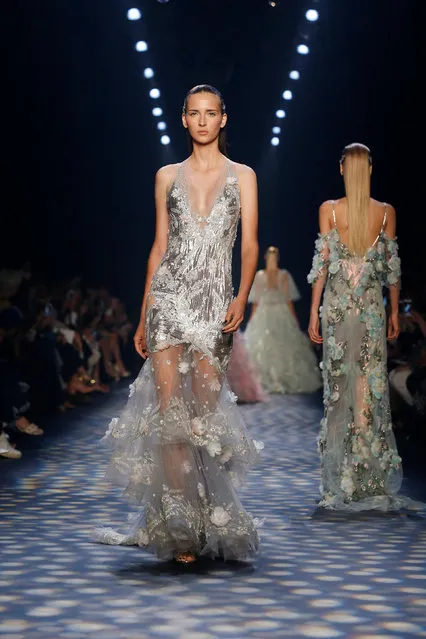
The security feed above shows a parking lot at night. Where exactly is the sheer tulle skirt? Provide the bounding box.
[92,343,262,560]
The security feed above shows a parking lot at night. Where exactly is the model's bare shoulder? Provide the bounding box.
[319,199,335,216]
[385,202,396,217]
[318,200,334,233]
[234,162,257,181]
[156,163,179,183]
[384,202,396,235]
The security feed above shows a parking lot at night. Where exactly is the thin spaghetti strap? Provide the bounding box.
[331,200,337,227]
[381,203,388,231]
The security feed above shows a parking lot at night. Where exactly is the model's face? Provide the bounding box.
[182,93,227,146]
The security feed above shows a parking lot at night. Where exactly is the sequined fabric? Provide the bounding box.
[93,159,261,559]
[308,226,424,511]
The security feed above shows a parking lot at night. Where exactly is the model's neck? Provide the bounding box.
[189,143,225,170]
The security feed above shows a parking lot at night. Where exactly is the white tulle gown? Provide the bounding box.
[245,269,322,394]
[93,158,262,560]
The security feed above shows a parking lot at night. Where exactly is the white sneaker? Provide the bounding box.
[0,432,22,459]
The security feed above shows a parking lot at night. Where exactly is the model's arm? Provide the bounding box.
[134,166,172,357]
[308,202,331,344]
[385,205,400,341]
[223,166,259,333]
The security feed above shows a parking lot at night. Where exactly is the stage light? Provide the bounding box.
[135,40,148,52]
[267,6,320,151]
[149,88,160,99]
[268,1,279,6]
[127,8,142,20]
[152,107,163,116]
[144,68,154,79]
[305,9,319,22]
[157,121,167,130]
[297,44,309,55]
[161,135,171,145]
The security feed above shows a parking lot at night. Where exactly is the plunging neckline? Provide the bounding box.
[181,158,230,223]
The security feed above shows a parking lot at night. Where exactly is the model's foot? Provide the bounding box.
[175,552,197,564]
[15,417,44,436]
[0,432,22,459]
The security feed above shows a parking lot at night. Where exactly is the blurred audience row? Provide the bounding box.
[2,263,425,462]
[0,263,134,460]
[387,283,426,438]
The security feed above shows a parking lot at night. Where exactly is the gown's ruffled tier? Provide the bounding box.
[308,213,426,513]
[93,159,262,560]
[245,269,322,394]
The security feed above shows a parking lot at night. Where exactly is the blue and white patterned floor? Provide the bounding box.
[1,382,426,639]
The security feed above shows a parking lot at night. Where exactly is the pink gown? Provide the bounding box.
[227,331,268,403]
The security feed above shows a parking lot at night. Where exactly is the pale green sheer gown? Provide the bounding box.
[308,202,425,511]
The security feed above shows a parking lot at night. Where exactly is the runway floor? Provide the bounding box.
[1,381,426,639]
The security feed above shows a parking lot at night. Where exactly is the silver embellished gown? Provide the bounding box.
[245,269,322,394]
[308,204,424,511]
[94,158,262,560]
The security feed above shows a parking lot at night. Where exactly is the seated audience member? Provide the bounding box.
[389,302,426,419]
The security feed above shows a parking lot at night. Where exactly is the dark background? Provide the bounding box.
[2,0,421,327]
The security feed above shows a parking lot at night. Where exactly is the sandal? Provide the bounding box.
[175,552,197,564]
[16,422,44,436]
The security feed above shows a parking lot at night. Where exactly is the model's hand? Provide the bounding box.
[134,322,149,359]
[308,312,323,344]
[223,297,246,334]
[387,311,400,341]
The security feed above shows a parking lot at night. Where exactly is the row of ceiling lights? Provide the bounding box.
[271,7,320,146]
[127,7,171,145]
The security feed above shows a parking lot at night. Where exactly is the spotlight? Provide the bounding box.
[157,121,167,130]
[135,40,148,52]
[149,88,160,99]
[157,0,171,3]
[268,1,279,6]
[289,70,300,80]
[282,90,293,100]
[161,135,171,145]
[305,9,319,22]
[272,126,281,134]
[144,68,154,79]
[127,8,142,20]
[276,109,286,119]
[271,137,280,146]
[297,44,309,55]
[152,107,163,116]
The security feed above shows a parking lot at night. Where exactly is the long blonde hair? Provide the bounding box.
[340,142,372,256]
